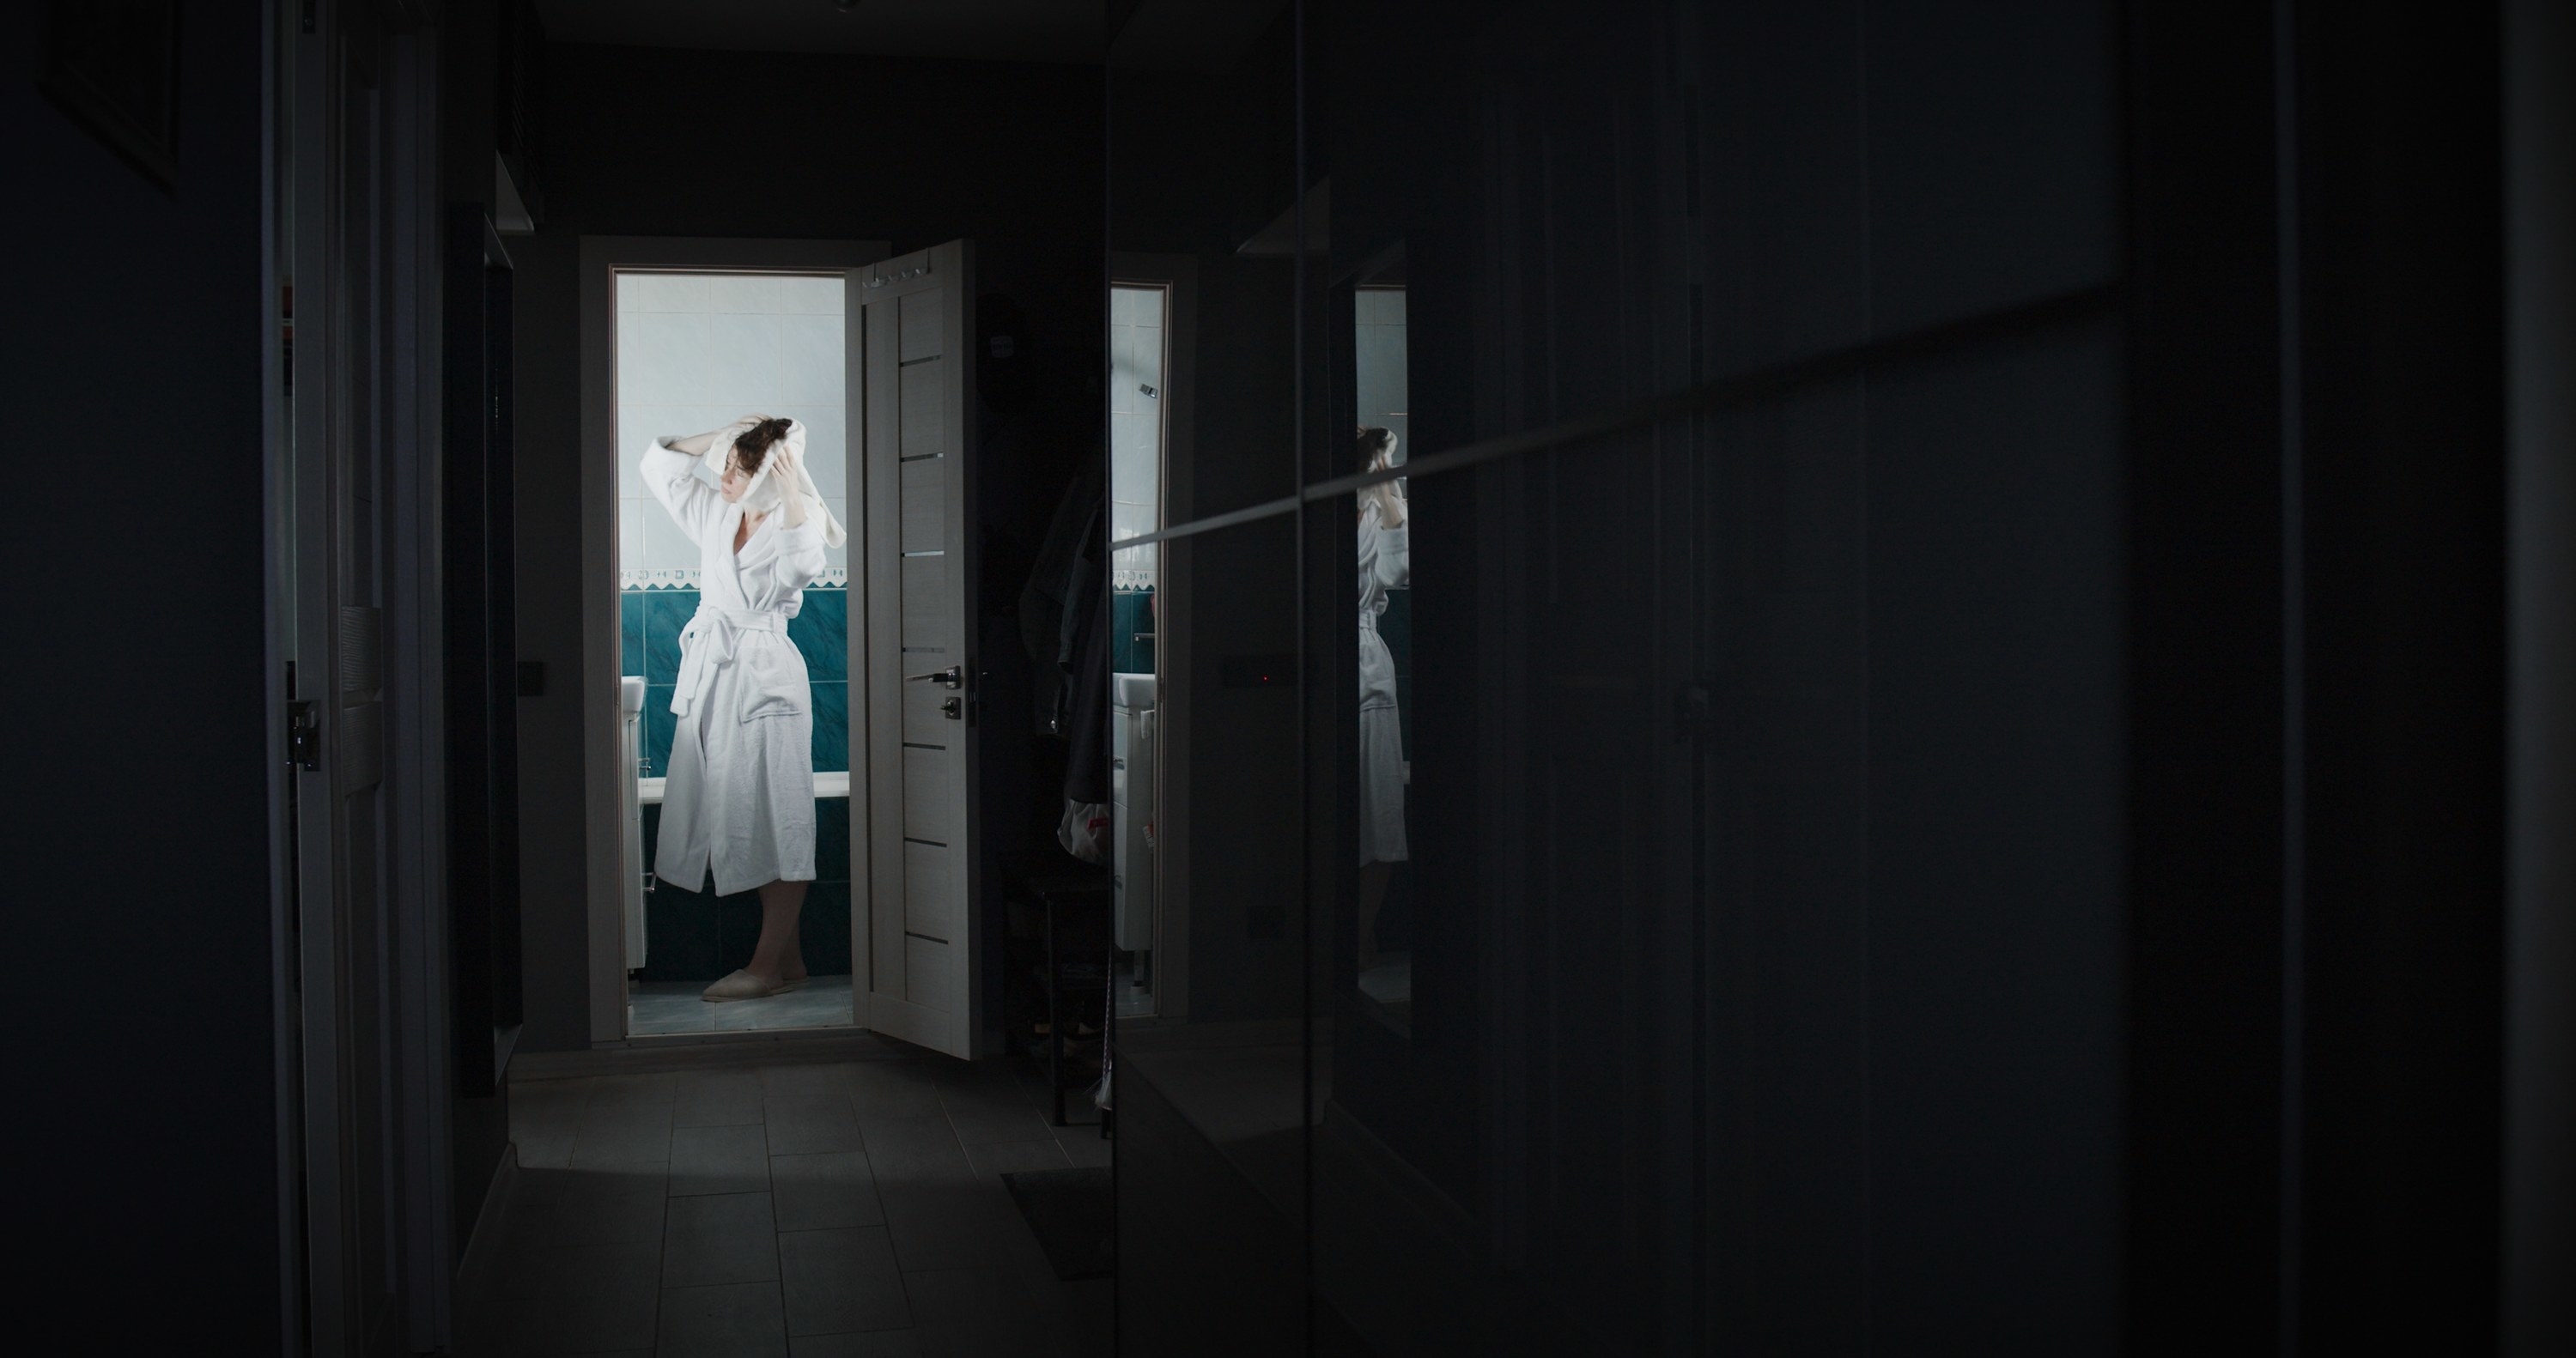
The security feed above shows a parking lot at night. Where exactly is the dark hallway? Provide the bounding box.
[4,2,2572,1355]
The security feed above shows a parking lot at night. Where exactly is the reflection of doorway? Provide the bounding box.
[1109,282,1168,1019]
[1352,277,1413,1026]
[1105,258,1200,1022]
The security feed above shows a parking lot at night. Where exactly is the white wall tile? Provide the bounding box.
[700,312,785,405]
[644,496,702,573]
[774,312,847,406]
[1355,322,1409,418]
[621,311,781,404]
[1115,284,1159,326]
[620,497,646,570]
[704,274,781,312]
[615,271,694,313]
[799,406,849,500]
[1111,410,1157,496]
[1109,499,1157,543]
[616,312,693,402]
[617,271,775,314]
[617,410,650,498]
[776,275,846,315]
[1133,324,1164,396]
[1108,324,1133,415]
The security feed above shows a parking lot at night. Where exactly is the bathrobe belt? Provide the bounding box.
[671,605,789,718]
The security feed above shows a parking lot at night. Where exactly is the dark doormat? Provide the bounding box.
[1001,1166,1115,1281]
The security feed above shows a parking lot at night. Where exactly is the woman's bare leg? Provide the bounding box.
[785,894,808,984]
[748,879,810,983]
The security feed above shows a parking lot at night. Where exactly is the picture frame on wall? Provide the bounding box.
[41,2,183,193]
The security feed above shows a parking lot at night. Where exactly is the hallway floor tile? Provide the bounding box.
[461,1052,1111,1357]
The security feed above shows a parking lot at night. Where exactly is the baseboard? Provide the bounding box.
[450,1141,520,1352]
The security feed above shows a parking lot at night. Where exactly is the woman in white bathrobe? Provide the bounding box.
[642,415,837,1001]
[1355,426,1411,972]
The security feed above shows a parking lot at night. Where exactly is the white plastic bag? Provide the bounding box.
[1057,797,1110,864]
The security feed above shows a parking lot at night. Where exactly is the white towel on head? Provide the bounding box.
[720,417,846,549]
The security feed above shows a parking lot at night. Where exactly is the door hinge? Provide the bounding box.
[288,700,321,771]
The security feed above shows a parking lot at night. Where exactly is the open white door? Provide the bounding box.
[856,240,986,1058]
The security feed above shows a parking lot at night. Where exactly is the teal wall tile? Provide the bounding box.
[714,889,764,975]
[815,795,851,881]
[646,685,676,776]
[644,587,697,686]
[799,879,853,977]
[1111,588,1157,675]
[789,587,848,681]
[639,790,856,984]
[809,681,849,774]
[620,591,646,680]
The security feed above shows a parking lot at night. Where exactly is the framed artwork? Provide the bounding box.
[42,3,183,192]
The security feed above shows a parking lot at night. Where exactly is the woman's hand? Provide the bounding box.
[670,415,764,458]
[769,439,810,526]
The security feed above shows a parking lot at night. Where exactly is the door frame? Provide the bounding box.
[578,237,890,1045]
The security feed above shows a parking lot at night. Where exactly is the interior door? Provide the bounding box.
[856,240,987,1058]
[286,4,404,1351]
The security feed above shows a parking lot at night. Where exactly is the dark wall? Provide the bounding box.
[513,41,1104,1051]
[2128,3,2510,1348]
[2505,0,2576,1349]
[0,3,281,1346]
[441,0,513,1259]
[2292,2,2505,1346]
[1291,1,2126,1349]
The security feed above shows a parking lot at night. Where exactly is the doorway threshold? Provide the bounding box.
[510,1025,917,1082]
[632,976,856,1035]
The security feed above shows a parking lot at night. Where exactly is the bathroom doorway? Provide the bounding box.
[579,237,997,1057]
[609,263,864,1037]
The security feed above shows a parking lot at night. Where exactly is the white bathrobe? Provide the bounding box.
[643,429,830,896]
[1358,500,1411,865]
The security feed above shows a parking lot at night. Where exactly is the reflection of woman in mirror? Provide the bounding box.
[1356,426,1411,973]
[641,414,848,1002]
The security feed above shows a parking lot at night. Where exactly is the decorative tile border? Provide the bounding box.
[622,567,849,591]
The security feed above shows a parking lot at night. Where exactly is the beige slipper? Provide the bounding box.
[775,975,809,994]
[701,969,783,1002]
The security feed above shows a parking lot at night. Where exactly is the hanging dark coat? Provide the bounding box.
[1059,517,1113,807]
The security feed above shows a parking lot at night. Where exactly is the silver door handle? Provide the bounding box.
[908,666,963,688]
